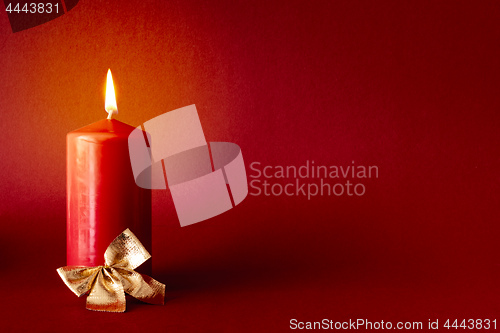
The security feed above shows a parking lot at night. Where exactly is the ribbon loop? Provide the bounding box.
[104,228,151,270]
[57,266,100,297]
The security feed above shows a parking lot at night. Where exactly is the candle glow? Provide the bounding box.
[105,69,118,119]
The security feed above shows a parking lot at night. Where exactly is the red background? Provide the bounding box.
[0,0,499,331]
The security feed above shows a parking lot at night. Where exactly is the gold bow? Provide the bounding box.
[57,229,165,312]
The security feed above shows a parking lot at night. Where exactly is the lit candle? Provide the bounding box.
[66,69,152,273]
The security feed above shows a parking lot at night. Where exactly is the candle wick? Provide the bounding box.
[107,111,113,120]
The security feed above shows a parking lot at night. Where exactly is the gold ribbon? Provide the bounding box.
[57,229,165,312]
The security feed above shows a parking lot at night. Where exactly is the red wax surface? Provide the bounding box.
[66,119,152,270]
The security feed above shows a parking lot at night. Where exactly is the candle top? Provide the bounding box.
[68,119,140,144]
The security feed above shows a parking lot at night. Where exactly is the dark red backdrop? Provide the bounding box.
[0,0,499,331]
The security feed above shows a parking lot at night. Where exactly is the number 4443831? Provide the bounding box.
[444,319,496,330]
[5,3,59,14]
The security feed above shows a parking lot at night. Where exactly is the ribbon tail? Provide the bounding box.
[86,268,126,312]
[115,268,165,305]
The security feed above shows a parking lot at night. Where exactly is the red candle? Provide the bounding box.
[66,70,151,273]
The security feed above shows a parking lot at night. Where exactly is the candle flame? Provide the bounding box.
[105,69,118,119]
